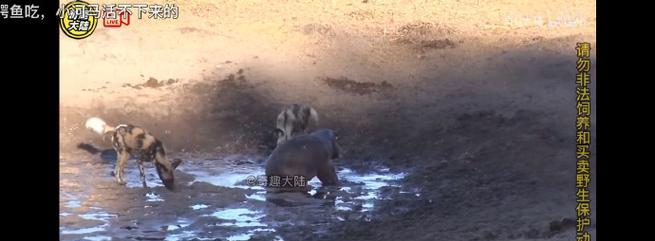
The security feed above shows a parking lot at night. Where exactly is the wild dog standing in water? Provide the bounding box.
[275,104,319,147]
[266,128,340,192]
[85,117,182,190]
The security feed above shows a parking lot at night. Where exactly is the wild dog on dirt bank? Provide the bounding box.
[85,117,182,190]
[275,104,319,147]
[266,128,340,192]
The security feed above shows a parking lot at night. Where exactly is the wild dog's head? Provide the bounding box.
[155,158,182,190]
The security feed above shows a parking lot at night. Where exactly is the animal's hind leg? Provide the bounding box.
[316,162,339,186]
[115,151,129,185]
[138,160,147,188]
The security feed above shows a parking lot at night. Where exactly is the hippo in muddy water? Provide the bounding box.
[265,128,340,192]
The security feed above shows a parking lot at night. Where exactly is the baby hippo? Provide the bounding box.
[265,128,340,192]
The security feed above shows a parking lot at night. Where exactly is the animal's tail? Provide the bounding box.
[85,117,116,135]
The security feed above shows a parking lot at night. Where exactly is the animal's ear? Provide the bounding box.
[273,128,285,137]
[172,159,182,169]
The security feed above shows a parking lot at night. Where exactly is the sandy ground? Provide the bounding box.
[60,0,596,240]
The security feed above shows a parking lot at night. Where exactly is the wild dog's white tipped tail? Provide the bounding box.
[85,117,108,135]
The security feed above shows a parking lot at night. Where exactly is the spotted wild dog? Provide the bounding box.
[274,104,319,147]
[85,117,182,190]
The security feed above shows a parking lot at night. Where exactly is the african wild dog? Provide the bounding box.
[274,104,319,147]
[85,117,182,190]
[266,128,340,192]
